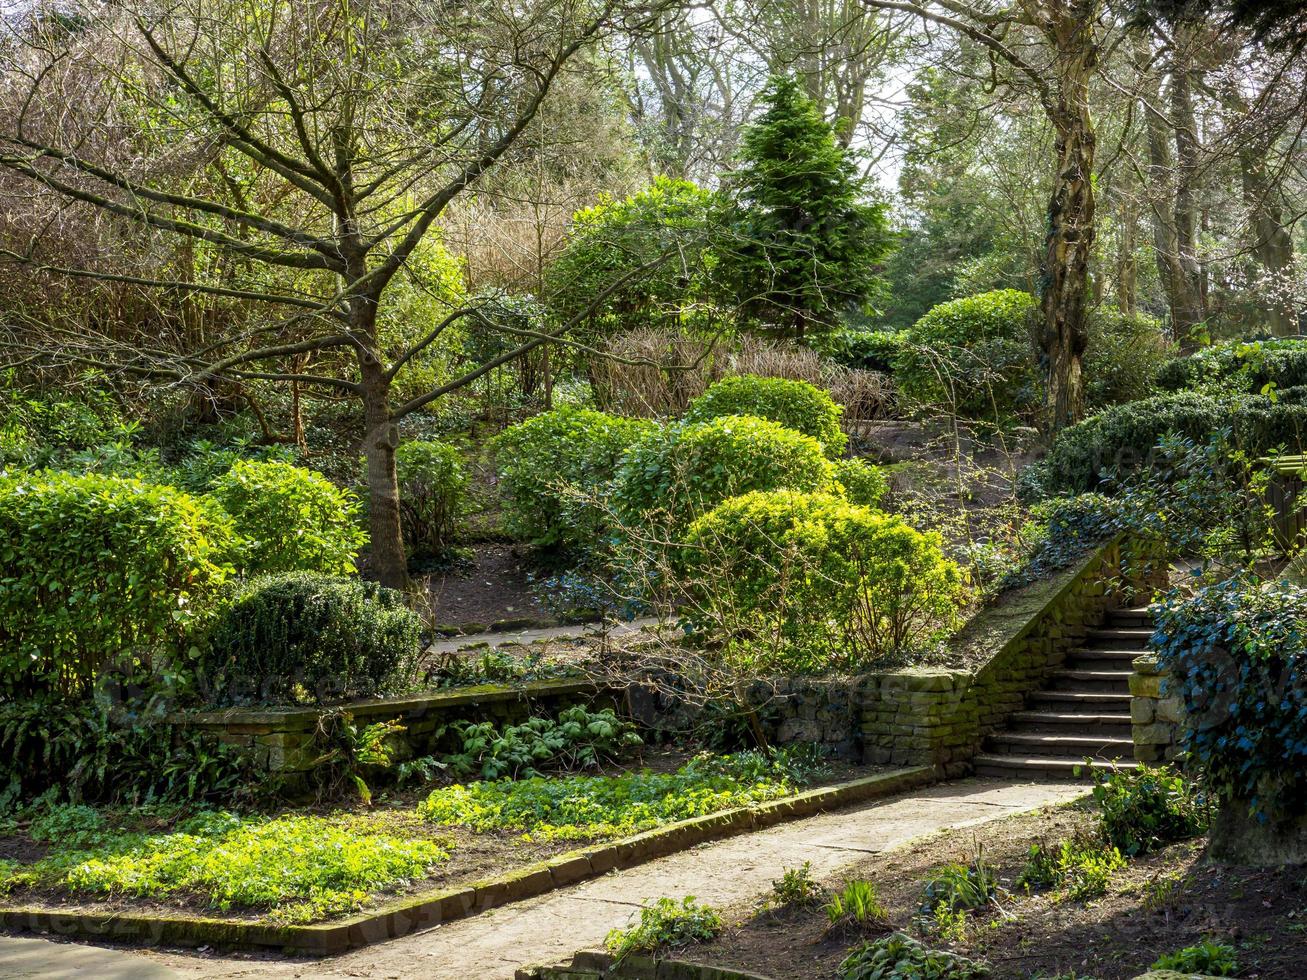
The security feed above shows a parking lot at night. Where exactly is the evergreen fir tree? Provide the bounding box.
[716,75,893,339]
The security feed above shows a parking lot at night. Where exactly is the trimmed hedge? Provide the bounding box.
[682,490,967,668]
[833,457,889,509]
[489,407,658,550]
[0,471,237,698]
[209,460,364,576]
[199,572,422,704]
[684,375,846,456]
[894,289,1039,421]
[1153,576,1307,819]
[1156,337,1307,395]
[613,415,834,530]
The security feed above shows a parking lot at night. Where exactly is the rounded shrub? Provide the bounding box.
[0,471,237,698]
[613,416,834,530]
[894,289,1039,421]
[209,460,365,576]
[198,572,423,704]
[684,375,846,456]
[395,440,467,559]
[1039,391,1225,494]
[1156,337,1307,395]
[682,491,968,669]
[489,406,658,550]
[832,457,889,509]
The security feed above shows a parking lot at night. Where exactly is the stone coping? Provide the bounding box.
[0,766,936,957]
[175,677,607,728]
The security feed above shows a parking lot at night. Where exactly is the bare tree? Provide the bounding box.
[0,0,671,589]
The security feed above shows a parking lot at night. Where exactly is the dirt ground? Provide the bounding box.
[422,543,551,629]
[692,803,1307,980]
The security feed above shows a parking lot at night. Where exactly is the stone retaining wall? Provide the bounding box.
[174,679,616,795]
[1129,656,1183,763]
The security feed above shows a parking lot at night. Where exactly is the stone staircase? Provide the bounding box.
[974,606,1153,780]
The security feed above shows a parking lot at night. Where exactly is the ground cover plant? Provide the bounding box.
[605,895,724,960]
[417,748,821,841]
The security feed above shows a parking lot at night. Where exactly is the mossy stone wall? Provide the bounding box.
[1129,655,1183,763]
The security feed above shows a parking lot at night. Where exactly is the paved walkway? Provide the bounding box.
[0,777,1087,980]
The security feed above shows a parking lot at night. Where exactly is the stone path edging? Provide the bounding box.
[0,767,935,958]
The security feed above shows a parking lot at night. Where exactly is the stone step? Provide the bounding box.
[1047,668,1133,693]
[1028,690,1132,710]
[1103,607,1155,627]
[1083,627,1153,648]
[1064,647,1141,666]
[973,754,1139,780]
[1008,710,1133,732]
[986,732,1136,757]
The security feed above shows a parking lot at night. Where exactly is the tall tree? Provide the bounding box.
[715,75,892,339]
[0,0,668,590]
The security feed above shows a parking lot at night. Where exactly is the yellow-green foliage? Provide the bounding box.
[0,471,237,698]
[209,460,365,576]
[613,415,834,531]
[683,490,967,669]
[684,375,847,456]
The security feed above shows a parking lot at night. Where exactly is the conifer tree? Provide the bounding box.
[716,75,893,339]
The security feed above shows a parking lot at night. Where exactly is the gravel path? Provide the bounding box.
[0,777,1087,979]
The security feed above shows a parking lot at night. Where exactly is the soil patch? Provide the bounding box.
[422,543,551,629]
[692,802,1306,979]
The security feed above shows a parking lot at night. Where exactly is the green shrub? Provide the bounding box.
[684,374,847,456]
[395,440,466,559]
[1092,764,1210,856]
[1084,306,1171,409]
[0,388,129,469]
[209,460,364,575]
[613,416,834,531]
[833,457,889,509]
[1038,391,1225,494]
[1156,336,1307,395]
[489,406,658,550]
[0,696,251,804]
[824,879,889,929]
[0,471,237,698]
[604,896,723,960]
[418,748,818,841]
[682,491,967,668]
[1150,939,1239,976]
[440,706,643,780]
[771,862,824,909]
[841,933,990,979]
[1153,576,1307,820]
[894,289,1039,422]
[198,572,422,704]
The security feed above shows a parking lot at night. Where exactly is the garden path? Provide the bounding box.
[2,777,1086,979]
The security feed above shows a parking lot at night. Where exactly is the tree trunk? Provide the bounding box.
[1038,3,1098,431]
[1239,144,1296,336]
[349,284,408,592]
[1169,23,1208,344]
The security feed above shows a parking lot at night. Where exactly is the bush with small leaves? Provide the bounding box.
[894,289,1039,422]
[489,406,658,550]
[395,439,467,559]
[0,471,238,699]
[613,415,834,531]
[683,491,968,668]
[604,896,723,960]
[684,374,847,456]
[209,460,364,575]
[833,457,889,509]
[198,572,422,704]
